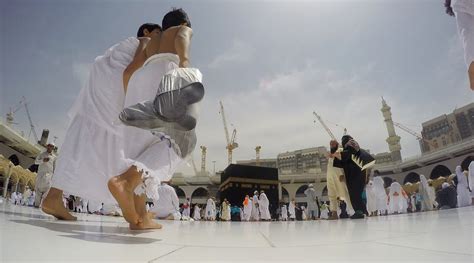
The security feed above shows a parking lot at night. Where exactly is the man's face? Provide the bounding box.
[46,145,54,153]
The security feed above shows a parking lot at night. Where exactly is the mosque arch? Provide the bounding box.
[8,155,20,166]
[460,156,473,171]
[403,172,421,184]
[191,187,209,198]
[430,165,451,180]
[321,186,328,196]
[295,185,309,198]
[175,187,186,198]
[382,177,393,188]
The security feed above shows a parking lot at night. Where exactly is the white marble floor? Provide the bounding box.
[0,199,472,263]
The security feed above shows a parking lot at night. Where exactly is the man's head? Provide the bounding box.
[46,143,55,153]
[137,23,161,38]
[308,184,314,189]
[330,140,339,154]
[260,190,264,194]
[162,8,191,30]
[341,135,353,148]
[254,191,258,195]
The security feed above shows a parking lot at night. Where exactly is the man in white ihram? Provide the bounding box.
[34,143,56,207]
[304,184,319,220]
[205,197,216,221]
[258,190,271,221]
[150,181,181,220]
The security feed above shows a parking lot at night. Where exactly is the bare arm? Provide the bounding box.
[123,38,150,92]
[175,26,193,68]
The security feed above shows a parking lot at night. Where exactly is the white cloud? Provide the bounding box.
[208,39,256,69]
[177,63,426,175]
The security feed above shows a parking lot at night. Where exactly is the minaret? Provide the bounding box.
[381,97,402,162]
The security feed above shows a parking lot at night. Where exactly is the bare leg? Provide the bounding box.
[108,166,142,225]
[42,187,77,221]
[468,62,474,91]
[129,194,162,230]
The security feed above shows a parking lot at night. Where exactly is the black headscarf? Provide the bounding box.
[341,135,353,148]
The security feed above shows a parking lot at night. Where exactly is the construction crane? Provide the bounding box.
[393,122,436,150]
[313,111,337,140]
[191,156,199,176]
[6,96,39,143]
[255,146,261,166]
[200,146,207,173]
[24,99,39,143]
[219,101,238,165]
[6,98,26,125]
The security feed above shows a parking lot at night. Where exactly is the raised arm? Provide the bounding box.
[123,37,150,93]
[175,26,193,68]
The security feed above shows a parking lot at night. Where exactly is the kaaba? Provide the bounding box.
[219,164,279,214]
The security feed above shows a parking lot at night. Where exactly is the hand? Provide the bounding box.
[43,158,50,162]
[339,175,345,182]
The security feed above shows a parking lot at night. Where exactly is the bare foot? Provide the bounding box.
[129,212,162,230]
[42,194,77,221]
[108,176,140,225]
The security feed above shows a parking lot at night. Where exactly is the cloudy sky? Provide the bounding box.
[1,0,473,175]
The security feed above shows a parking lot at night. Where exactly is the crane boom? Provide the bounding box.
[24,101,39,143]
[191,157,199,176]
[219,101,230,145]
[313,111,336,140]
[393,122,436,148]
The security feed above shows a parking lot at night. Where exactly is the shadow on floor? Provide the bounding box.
[8,215,162,245]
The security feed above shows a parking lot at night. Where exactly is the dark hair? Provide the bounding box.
[162,8,191,31]
[444,0,455,17]
[341,135,353,148]
[137,23,161,37]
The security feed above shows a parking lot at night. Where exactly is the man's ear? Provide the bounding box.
[143,28,150,36]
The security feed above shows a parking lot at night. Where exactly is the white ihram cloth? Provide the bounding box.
[251,195,260,221]
[150,183,181,219]
[456,165,472,207]
[35,151,56,192]
[258,193,271,220]
[182,201,191,218]
[243,198,252,221]
[373,177,388,213]
[281,205,288,220]
[51,37,139,204]
[288,201,296,219]
[453,0,474,67]
[419,175,434,211]
[388,182,407,214]
[122,53,183,199]
[205,198,216,220]
[193,205,201,220]
[366,180,377,213]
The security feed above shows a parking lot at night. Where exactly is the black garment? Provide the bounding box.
[436,186,457,209]
[339,201,349,218]
[333,145,370,215]
[316,198,321,218]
